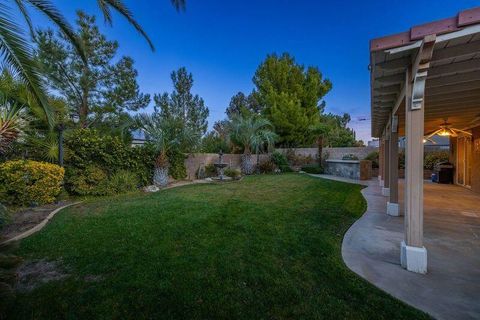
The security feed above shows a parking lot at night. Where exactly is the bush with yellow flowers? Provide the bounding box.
[0,160,64,206]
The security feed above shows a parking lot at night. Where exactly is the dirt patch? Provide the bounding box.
[15,259,69,293]
[0,201,71,242]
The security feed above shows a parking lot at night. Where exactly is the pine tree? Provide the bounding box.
[253,53,332,146]
[36,11,150,127]
[153,67,209,151]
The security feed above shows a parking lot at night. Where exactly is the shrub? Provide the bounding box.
[285,149,315,166]
[204,164,217,177]
[424,151,449,170]
[301,164,324,174]
[257,160,276,173]
[106,170,139,194]
[285,149,300,165]
[224,168,241,179]
[342,154,359,160]
[167,149,187,180]
[364,151,379,168]
[66,165,109,196]
[64,129,156,188]
[0,160,64,205]
[279,165,293,173]
[271,151,288,167]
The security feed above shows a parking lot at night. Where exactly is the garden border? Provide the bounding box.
[1,202,83,245]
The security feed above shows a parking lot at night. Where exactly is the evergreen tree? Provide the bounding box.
[226,91,261,118]
[320,113,357,147]
[36,11,150,128]
[253,53,332,146]
[153,67,209,151]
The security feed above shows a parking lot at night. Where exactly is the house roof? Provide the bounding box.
[370,7,480,138]
[370,7,480,52]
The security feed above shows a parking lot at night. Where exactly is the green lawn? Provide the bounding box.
[7,174,429,319]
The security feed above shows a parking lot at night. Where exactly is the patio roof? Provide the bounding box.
[370,7,480,137]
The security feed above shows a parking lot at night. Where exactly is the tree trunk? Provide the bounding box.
[153,167,169,187]
[241,153,254,175]
[79,66,90,128]
[317,136,323,167]
[79,91,88,128]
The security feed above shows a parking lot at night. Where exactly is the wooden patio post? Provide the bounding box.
[379,139,384,186]
[382,133,390,196]
[387,115,400,216]
[401,64,427,274]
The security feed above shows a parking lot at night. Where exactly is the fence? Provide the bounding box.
[184,147,378,180]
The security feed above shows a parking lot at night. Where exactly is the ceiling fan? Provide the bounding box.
[469,114,480,127]
[424,118,472,139]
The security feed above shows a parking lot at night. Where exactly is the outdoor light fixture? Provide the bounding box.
[424,118,472,139]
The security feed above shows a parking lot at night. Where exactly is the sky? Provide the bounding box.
[25,0,479,142]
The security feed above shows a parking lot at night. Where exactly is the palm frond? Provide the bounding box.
[27,131,58,162]
[0,95,26,153]
[171,0,186,11]
[228,114,277,153]
[0,3,53,126]
[13,0,34,37]
[23,0,86,62]
[96,0,155,51]
[133,113,197,157]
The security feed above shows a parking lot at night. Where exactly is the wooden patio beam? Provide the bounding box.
[428,58,480,77]
[377,40,480,71]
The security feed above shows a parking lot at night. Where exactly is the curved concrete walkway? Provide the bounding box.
[310,174,480,320]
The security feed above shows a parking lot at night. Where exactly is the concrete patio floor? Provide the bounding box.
[312,174,480,320]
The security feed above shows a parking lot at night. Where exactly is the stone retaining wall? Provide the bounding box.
[276,147,378,160]
[324,159,372,180]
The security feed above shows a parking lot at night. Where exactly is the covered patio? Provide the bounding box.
[369,7,480,274]
[341,178,480,320]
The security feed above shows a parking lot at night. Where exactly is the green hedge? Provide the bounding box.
[64,129,156,195]
[301,164,324,174]
[167,149,187,180]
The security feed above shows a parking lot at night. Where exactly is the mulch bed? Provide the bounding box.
[0,201,71,243]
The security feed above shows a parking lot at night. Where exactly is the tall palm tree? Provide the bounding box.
[228,114,277,175]
[133,113,197,187]
[1,0,185,125]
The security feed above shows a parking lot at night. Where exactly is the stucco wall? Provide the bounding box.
[184,153,270,180]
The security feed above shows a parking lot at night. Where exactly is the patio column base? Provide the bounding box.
[379,179,384,187]
[387,202,400,216]
[381,187,390,197]
[401,241,427,274]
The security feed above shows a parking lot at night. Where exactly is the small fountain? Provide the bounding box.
[213,150,230,181]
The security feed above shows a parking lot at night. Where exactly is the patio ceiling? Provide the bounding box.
[370,7,480,137]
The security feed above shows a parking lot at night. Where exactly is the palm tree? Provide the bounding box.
[133,114,197,187]
[228,114,277,175]
[309,122,330,167]
[0,96,27,155]
[1,0,185,125]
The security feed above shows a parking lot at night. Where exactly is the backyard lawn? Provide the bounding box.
[6,174,429,319]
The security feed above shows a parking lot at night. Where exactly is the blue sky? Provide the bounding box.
[27,0,479,142]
